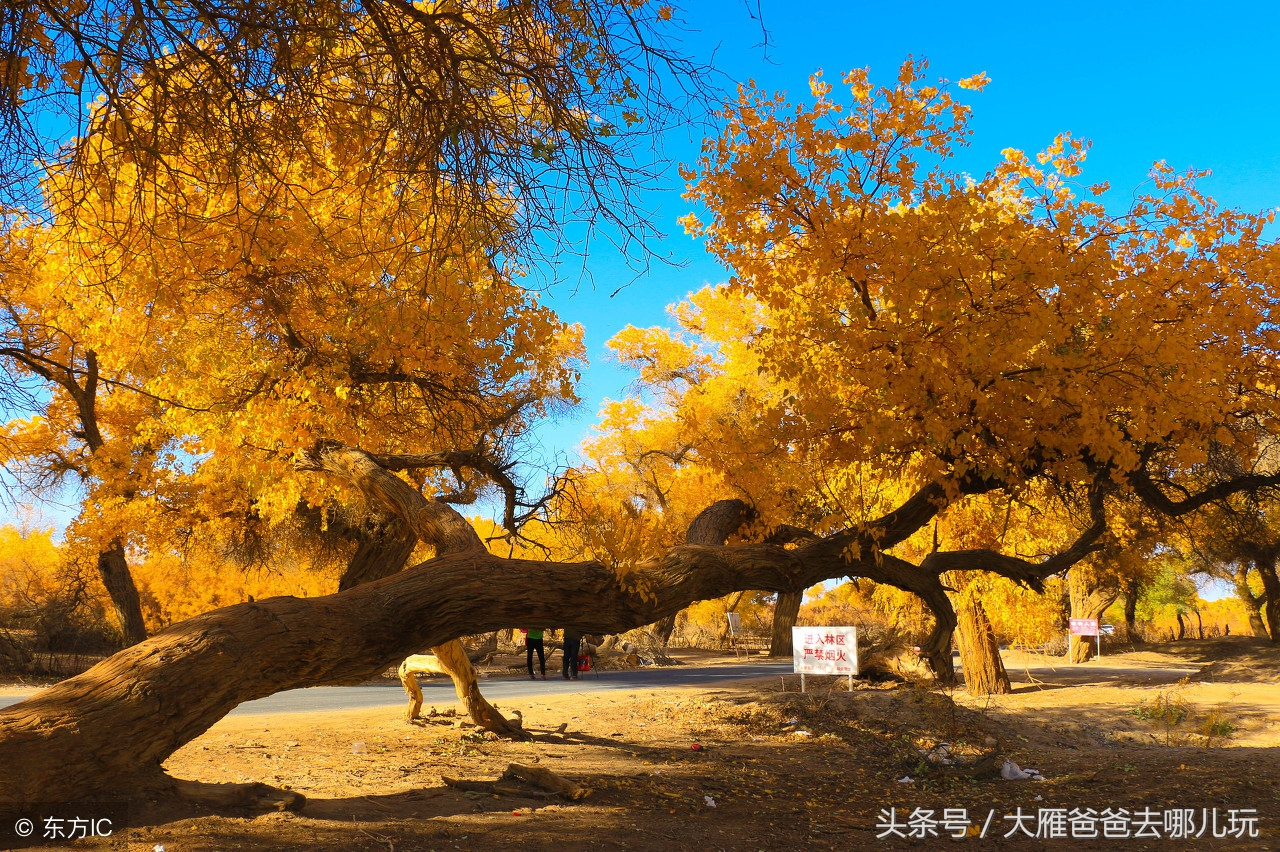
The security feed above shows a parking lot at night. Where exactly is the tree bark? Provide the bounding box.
[1255,553,1280,643]
[954,597,1010,694]
[337,515,417,591]
[768,590,803,657]
[321,460,524,738]
[1175,612,1186,641]
[651,612,679,645]
[1067,565,1118,663]
[1232,566,1270,639]
[96,541,147,647]
[0,521,903,807]
[1121,576,1142,644]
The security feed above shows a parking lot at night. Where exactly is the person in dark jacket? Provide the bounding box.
[561,629,583,680]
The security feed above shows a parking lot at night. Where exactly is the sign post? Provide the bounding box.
[792,626,858,692]
[726,612,745,661]
[1068,617,1101,660]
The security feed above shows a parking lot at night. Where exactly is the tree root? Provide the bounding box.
[168,776,306,812]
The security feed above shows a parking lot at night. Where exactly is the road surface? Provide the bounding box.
[0,655,1204,716]
[0,661,794,715]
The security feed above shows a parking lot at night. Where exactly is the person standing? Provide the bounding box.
[562,629,583,680]
[523,628,546,679]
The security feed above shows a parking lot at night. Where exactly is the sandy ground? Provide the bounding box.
[4,639,1279,851]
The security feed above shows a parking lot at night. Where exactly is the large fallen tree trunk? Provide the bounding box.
[0,524,864,807]
[0,446,1108,808]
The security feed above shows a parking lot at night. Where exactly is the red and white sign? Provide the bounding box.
[792,626,858,675]
[1069,618,1099,636]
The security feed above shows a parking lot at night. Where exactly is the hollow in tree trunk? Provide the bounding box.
[96,541,147,647]
[768,590,803,657]
[954,597,1010,694]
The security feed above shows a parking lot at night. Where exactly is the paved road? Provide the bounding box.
[0,661,793,716]
[0,656,1202,716]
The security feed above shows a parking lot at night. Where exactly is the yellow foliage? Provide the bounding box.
[130,546,335,631]
[683,59,1280,495]
[0,524,64,614]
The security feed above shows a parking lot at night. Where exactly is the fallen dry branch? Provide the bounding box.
[927,751,1003,780]
[441,777,557,799]
[502,763,592,800]
[170,778,306,812]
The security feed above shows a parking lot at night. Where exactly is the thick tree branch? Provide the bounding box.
[1129,468,1280,517]
[920,481,1110,591]
[297,442,482,555]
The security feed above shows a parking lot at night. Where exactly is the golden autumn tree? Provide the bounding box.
[0,40,593,737]
[566,59,1280,689]
[0,0,701,262]
[0,228,181,645]
[0,521,97,669]
[557,287,826,651]
[1165,433,1280,642]
[0,0,665,738]
[5,58,1280,808]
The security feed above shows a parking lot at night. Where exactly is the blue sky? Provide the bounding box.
[537,0,1280,463]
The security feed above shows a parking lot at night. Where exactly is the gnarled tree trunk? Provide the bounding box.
[0,511,893,808]
[1233,566,1270,639]
[768,590,803,657]
[1067,565,1118,663]
[314,451,525,738]
[954,596,1010,695]
[331,512,522,736]
[97,541,147,647]
[0,448,1103,808]
[1254,552,1280,643]
[337,514,417,591]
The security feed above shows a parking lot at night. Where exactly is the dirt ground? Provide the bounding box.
[4,638,1279,851]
